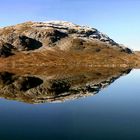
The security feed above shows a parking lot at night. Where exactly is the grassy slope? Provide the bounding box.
[0,47,136,68]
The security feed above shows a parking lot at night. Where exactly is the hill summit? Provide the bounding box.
[0,21,137,67]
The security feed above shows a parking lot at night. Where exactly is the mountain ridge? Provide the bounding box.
[0,20,138,67]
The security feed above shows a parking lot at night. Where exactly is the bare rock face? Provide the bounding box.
[0,21,133,57]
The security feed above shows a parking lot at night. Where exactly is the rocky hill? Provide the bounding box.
[0,21,137,67]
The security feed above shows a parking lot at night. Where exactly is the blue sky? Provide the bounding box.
[0,0,140,50]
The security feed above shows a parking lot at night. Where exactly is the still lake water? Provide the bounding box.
[0,69,140,140]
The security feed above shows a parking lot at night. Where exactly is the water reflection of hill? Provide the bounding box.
[0,66,131,104]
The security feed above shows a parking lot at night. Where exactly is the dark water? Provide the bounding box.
[0,69,140,140]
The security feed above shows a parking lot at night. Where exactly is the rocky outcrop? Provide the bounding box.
[13,35,43,51]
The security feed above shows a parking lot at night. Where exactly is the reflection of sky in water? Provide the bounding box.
[0,69,140,140]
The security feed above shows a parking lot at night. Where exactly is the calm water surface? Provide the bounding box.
[0,69,140,140]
